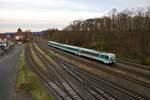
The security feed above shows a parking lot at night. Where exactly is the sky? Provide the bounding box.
[0,0,150,33]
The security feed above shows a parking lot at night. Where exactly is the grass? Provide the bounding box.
[33,43,54,64]
[15,47,53,100]
[30,44,46,69]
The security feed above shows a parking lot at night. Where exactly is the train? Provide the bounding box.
[48,41,116,64]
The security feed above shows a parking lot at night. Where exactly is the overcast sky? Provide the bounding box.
[0,0,149,33]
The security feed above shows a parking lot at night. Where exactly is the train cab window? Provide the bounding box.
[110,57,113,61]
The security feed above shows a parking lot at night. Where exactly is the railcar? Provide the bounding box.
[79,47,116,64]
[48,41,63,50]
[48,41,116,64]
[62,44,80,55]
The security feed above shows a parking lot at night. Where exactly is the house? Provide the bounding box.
[15,28,26,42]
[0,28,31,43]
[0,34,7,41]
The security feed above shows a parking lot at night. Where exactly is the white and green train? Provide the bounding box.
[48,41,116,64]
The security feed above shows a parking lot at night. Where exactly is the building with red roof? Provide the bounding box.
[15,28,25,42]
[0,34,6,41]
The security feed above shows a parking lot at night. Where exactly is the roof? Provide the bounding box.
[63,44,79,49]
[0,34,6,39]
[49,41,61,45]
[17,28,22,33]
[79,47,115,56]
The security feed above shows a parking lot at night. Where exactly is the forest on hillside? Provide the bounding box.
[42,7,150,65]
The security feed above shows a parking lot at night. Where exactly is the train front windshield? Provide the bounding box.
[110,55,116,62]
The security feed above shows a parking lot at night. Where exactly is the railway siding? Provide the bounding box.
[26,43,73,99]
[43,43,150,87]
[35,39,150,99]
[15,46,53,100]
[29,44,46,70]
[32,43,99,99]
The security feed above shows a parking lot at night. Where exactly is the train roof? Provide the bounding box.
[49,41,61,45]
[79,47,115,56]
[49,41,58,44]
[63,44,79,49]
[64,43,115,56]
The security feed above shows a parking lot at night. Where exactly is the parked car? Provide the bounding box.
[18,42,22,45]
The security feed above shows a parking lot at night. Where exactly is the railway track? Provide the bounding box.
[32,39,149,100]
[118,60,150,72]
[25,43,80,100]
[34,39,150,98]
[36,39,150,87]
[56,59,145,100]
[31,43,87,100]
[32,42,117,100]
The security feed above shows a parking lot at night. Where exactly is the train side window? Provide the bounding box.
[93,53,95,56]
[104,55,106,59]
[90,52,92,55]
[86,51,88,54]
[86,51,89,54]
[92,53,94,56]
[95,53,98,57]
[105,56,108,60]
[96,54,99,57]
[89,52,91,55]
